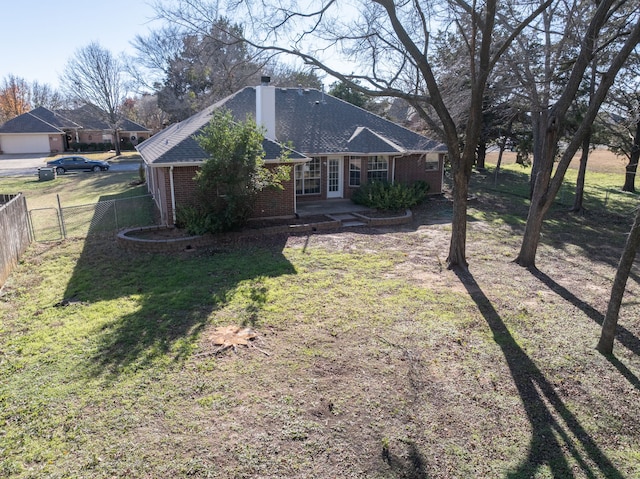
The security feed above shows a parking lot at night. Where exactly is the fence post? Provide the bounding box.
[57,194,67,239]
[113,200,119,230]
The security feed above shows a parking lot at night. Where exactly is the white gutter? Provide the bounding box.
[392,155,401,184]
[169,166,177,225]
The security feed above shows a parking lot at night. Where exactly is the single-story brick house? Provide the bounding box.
[137,79,446,225]
[0,105,150,154]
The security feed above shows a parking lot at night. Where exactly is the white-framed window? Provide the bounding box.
[425,153,440,171]
[367,156,388,182]
[349,157,361,187]
[295,157,321,194]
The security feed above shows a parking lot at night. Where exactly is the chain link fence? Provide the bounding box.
[29,195,156,241]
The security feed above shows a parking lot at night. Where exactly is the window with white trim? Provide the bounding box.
[295,157,321,194]
[367,156,388,182]
[425,153,440,171]
[349,157,361,187]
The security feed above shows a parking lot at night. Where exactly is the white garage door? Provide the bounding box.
[1,134,51,154]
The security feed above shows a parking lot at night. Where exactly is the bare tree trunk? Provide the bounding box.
[447,164,471,269]
[494,143,506,185]
[114,129,122,156]
[493,116,516,184]
[529,112,544,199]
[622,118,640,192]
[516,109,558,267]
[572,133,591,212]
[573,55,597,212]
[476,138,487,171]
[515,189,550,267]
[596,205,640,355]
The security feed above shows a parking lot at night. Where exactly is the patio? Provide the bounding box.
[296,199,373,217]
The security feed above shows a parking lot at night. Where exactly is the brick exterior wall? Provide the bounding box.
[73,130,149,147]
[150,153,443,225]
[253,164,296,218]
[296,153,444,204]
[153,163,296,225]
[393,153,444,194]
[48,134,63,153]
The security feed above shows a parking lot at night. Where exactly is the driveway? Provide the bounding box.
[0,154,142,177]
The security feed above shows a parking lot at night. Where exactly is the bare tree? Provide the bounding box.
[514,1,640,267]
[121,93,170,134]
[30,81,64,110]
[60,42,129,155]
[596,204,640,355]
[153,0,551,270]
[599,51,640,193]
[127,25,186,92]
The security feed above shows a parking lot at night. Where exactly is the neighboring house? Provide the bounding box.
[0,105,150,155]
[137,78,447,225]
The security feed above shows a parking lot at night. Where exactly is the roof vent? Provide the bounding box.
[261,76,271,86]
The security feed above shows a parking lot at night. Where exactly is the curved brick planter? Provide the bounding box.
[117,226,216,253]
[117,220,342,254]
[354,209,412,226]
[117,210,411,254]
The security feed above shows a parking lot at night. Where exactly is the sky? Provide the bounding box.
[0,0,160,90]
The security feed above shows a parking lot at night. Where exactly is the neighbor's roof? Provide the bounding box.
[59,104,150,132]
[0,105,149,134]
[0,106,79,134]
[138,86,446,166]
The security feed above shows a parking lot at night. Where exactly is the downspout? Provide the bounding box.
[440,153,446,193]
[169,166,177,225]
[392,156,400,184]
[293,164,298,217]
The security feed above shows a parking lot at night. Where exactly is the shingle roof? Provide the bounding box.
[0,105,149,134]
[137,92,308,164]
[59,104,149,132]
[138,86,446,165]
[0,106,76,134]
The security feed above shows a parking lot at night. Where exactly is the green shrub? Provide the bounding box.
[177,110,290,235]
[352,180,429,211]
[175,205,210,235]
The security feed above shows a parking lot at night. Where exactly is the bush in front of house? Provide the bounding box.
[176,110,290,235]
[351,180,430,211]
[69,142,114,152]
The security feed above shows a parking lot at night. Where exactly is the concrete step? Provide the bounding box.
[341,221,367,227]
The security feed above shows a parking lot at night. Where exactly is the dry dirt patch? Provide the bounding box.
[486,147,628,174]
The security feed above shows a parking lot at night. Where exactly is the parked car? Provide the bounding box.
[46,156,110,174]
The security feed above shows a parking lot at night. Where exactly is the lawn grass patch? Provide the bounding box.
[1,153,640,477]
[1,171,146,210]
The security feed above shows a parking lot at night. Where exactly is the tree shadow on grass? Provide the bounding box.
[66,235,294,379]
[62,194,296,379]
[530,268,640,356]
[530,268,640,392]
[454,269,625,479]
[382,441,429,479]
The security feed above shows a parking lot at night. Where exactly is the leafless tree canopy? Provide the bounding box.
[61,42,127,123]
[61,42,130,154]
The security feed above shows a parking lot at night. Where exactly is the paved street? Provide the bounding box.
[0,154,142,177]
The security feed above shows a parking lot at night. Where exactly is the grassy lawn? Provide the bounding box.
[1,155,146,211]
[1,155,639,478]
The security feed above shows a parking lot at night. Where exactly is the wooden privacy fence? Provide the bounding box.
[0,193,32,288]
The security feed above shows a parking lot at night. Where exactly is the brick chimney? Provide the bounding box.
[256,76,276,139]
